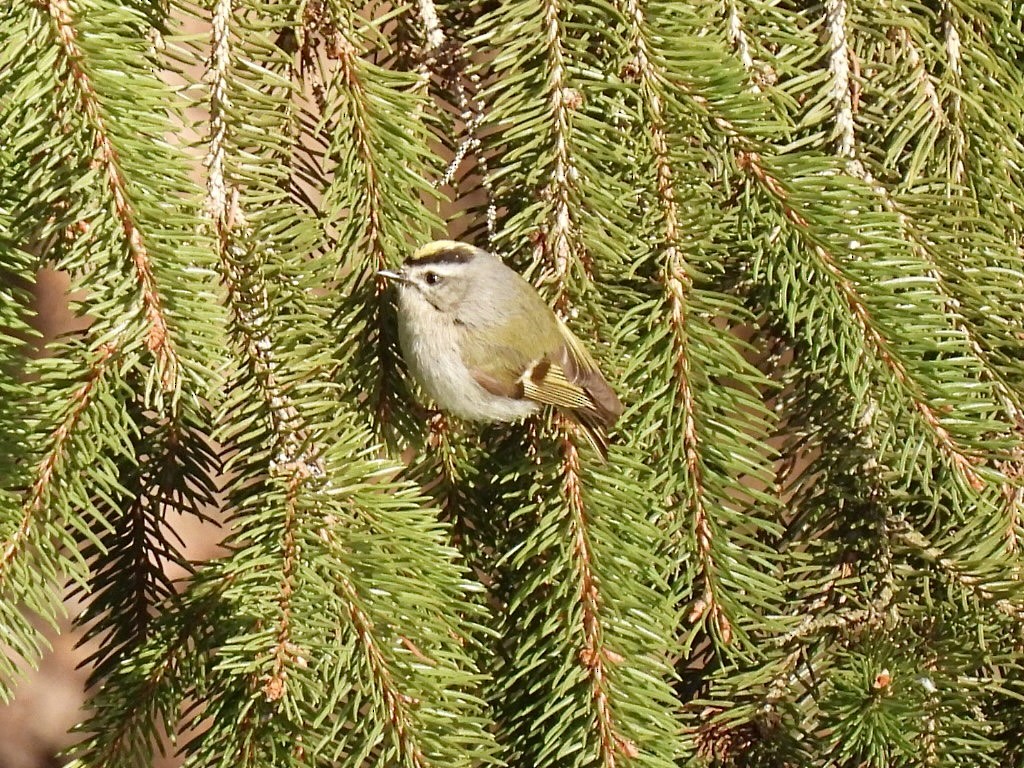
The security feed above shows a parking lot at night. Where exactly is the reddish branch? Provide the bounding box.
[622,0,730,643]
[45,0,177,389]
[559,420,638,764]
[0,343,116,585]
[737,150,985,491]
[848,160,1022,505]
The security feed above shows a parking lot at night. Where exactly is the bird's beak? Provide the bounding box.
[377,269,411,284]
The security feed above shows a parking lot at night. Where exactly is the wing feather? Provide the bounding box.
[461,301,623,459]
[553,322,624,428]
[521,361,593,409]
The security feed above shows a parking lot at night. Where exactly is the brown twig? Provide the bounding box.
[262,473,301,702]
[45,0,178,389]
[558,417,638,765]
[622,0,731,644]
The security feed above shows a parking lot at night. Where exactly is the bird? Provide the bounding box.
[379,240,623,457]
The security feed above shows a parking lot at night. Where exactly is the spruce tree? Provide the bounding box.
[1,1,1023,766]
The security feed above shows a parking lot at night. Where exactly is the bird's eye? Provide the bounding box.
[424,271,441,286]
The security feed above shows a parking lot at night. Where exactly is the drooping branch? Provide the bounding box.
[738,150,985,491]
[893,518,1023,618]
[0,343,116,586]
[558,418,637,765]
[72,587,227,766]
[261,472,300,702]
[44,0,178,388]
[941,0,966,184]
[725,0,757,79]
[332,27,387,283]
[622,0,730,643]
[334,563,431,768]
[893,26,942,121]
[825,0,856,157]
[205,0,323,481]
[537,0,588,304]
[206,0,233,236]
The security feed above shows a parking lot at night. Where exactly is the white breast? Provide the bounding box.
[396,301,538,423]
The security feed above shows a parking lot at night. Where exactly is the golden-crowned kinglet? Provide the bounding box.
[379,240,623,457]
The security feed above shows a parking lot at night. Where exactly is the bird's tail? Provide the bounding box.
[565,407,613,461]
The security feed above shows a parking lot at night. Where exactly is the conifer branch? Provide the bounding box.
[820,2,1022,508]
[204,2,327,712]
[793,0,1024,583]
[775,557,891,647]
[826,0,856,157]
[894,26,942,121]
[416,414,475,552]
[737,150,985,491]
[414,0,495,232]
[858,166,1024,430]
[622,0,730,643]
[216,226,319,478]
[72,407,220,692]
[416,0,445,52]
[538,0,586,298]
[0,342,116,586]
[941,1,966,184]
[334,32,387,283]
[73,596,211,767]
[725,0,756,81]
[843,160,1024,539]
[557,420,637,765]
[43,0,178,389]
[205,2,323,481]
[1001,455,1024,554]
[892,519,1023,617]
[261,473,300,702]
[829,8,1014,432]
[318,6,443,435]
[5,0,1024,762]
[334,563,431,768]
[201,16,483,754]
[206,0,232,233]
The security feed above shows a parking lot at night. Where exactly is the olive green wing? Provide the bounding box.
[464,318,623,457]
[546,320,623,428]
